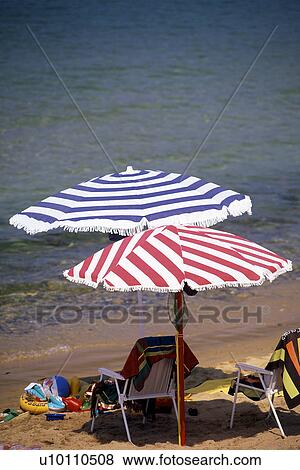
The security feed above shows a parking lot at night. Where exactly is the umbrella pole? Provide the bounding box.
[176,291,186,447]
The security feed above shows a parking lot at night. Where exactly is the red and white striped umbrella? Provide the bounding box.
[63,225,292,292]
[63,224,292,447]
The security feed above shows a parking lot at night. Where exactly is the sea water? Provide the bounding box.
[0,0,299,286]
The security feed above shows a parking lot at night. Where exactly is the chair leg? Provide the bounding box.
[91,416,95,433]
[172,395,178,419]
[90,397,98,433]
[143,399,149,425]
[267,394,275,419]
[230,370,240,429]
[120,400,132,443]
[266,393,286,438]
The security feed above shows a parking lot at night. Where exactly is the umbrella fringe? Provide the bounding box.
[63,260,292,293]
[262,260,293,282]
[9,215,54,235]
[63,271,99,288]
[9,197,252,236]
[9,215,146,236]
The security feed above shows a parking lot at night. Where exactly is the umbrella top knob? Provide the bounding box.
[124,165,136,174]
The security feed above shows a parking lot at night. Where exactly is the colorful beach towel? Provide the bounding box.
[121,336,199,391]
[186,377,234,399]
[265,328,300,409]
[228,375,265,401]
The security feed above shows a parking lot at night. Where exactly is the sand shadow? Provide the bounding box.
[72,365,299,446]
[184,365,234,389]
[73,397,299,447]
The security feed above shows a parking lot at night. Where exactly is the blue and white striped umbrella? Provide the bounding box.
[9,166,252,235]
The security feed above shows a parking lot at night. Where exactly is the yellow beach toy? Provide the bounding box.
[19,393,48,415]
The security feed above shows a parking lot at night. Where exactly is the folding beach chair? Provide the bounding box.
[90,335,198,443]
[229,328,300,438]
[229,361,285,437]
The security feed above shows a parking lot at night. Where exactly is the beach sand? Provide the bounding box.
[0,278,299,449]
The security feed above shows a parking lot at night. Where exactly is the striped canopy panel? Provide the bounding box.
[64,225,292,292]
[10,167,252,235]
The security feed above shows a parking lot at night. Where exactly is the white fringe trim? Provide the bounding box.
[63,260,292,293]
[63,271,99,288]
[9,196,252,235]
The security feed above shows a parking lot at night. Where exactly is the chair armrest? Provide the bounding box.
[98,368,125,380]
[235,362,273,376]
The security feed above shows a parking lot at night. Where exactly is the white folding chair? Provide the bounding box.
[229,362,285,438]
[91,358,178,443]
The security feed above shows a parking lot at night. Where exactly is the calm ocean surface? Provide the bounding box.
[0,0,299,285]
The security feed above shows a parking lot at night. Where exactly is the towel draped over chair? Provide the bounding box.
[121,336,199,391]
